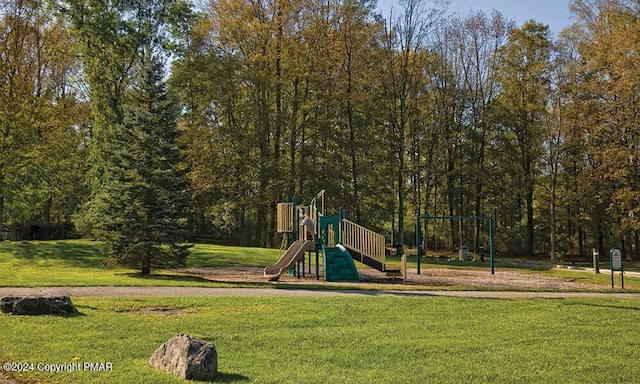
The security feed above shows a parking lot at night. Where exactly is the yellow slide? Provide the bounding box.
[264,239,314,281]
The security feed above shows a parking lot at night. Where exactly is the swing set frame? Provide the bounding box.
[415,215,495,275]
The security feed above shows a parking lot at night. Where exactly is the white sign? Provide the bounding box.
[611,249,622,270]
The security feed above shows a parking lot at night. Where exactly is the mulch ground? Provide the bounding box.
[180,265,600,291]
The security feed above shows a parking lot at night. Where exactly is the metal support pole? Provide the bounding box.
[416,215,495,275]
[292,196,298,242]
[339,208,345,244]
[316,249,319,280]
[424,218,427,275]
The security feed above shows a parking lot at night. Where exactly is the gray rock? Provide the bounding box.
[0,296,78,315]
[149,334,218,381]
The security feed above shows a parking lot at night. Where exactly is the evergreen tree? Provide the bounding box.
[93,53,191,274]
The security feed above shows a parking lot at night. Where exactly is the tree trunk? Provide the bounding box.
[0,194,4,230]
[597,217,604,259]
[288,78,299,198]
[298,109,307,195]
[459,155,464,248]
[447,148,456,252]
[397,142,405,256]
[550,197,556,261]
[579,224,585,258]
[526,189,534,257]
[458,218,463,251]
[273,14,283,242]
[256,75,270,246]
[43,196,52,240]
[141,256,151,275]
[240,205,246,246]
[524,153,534,257]
[474,192,482,254]
[346,53,360,222]
[349,116,360,222]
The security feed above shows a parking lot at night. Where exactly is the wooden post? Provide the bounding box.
[402,254,407,283]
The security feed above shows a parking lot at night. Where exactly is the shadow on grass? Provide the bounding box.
[409,256,555,271]
[2,311,87,318]
[115,272,279,288]
[12,241,40,259]
[392,254,562,272]
[272,283,370,291]
[64,311,87,318]
[8,241,106,268]
[214,372,250,383]
[116,272,217,285]
[571,302,640,311]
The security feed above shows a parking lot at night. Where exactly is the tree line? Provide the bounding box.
[1,0,638,261]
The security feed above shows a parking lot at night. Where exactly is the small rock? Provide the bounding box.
[149,334,218,381]
[0,296,78,316]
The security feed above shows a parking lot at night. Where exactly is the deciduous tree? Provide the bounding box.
[496,21,554,257]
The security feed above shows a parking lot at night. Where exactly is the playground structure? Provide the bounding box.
[264,190,398,281]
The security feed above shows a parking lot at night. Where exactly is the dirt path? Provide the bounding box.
[0,286,638,299]
[0,265,636,299]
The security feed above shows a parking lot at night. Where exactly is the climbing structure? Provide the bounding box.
[322,244,359,282]
[264,190,393,282]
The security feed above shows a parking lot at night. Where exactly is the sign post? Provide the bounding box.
[609,248,624,289]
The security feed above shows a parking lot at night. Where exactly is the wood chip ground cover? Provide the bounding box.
[180,266,599,291]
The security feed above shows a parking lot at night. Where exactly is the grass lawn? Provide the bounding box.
[1,240,639,290]
[0,240,281,287]
[1,295,639,383]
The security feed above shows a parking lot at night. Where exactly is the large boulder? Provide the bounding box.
[0,296,78,316]
[149,334,218,381]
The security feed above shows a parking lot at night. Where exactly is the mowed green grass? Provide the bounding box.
[1,295,639,383]
[1,240,639,290]
[0,240,281,287]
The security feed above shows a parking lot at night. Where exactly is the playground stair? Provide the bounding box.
[340,219,387,272]
[322,245,360,282]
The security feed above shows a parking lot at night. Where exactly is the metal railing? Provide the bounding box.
[340,219,385,265]
[309,189,325,224]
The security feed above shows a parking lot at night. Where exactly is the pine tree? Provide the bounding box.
[93,53,191,274]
